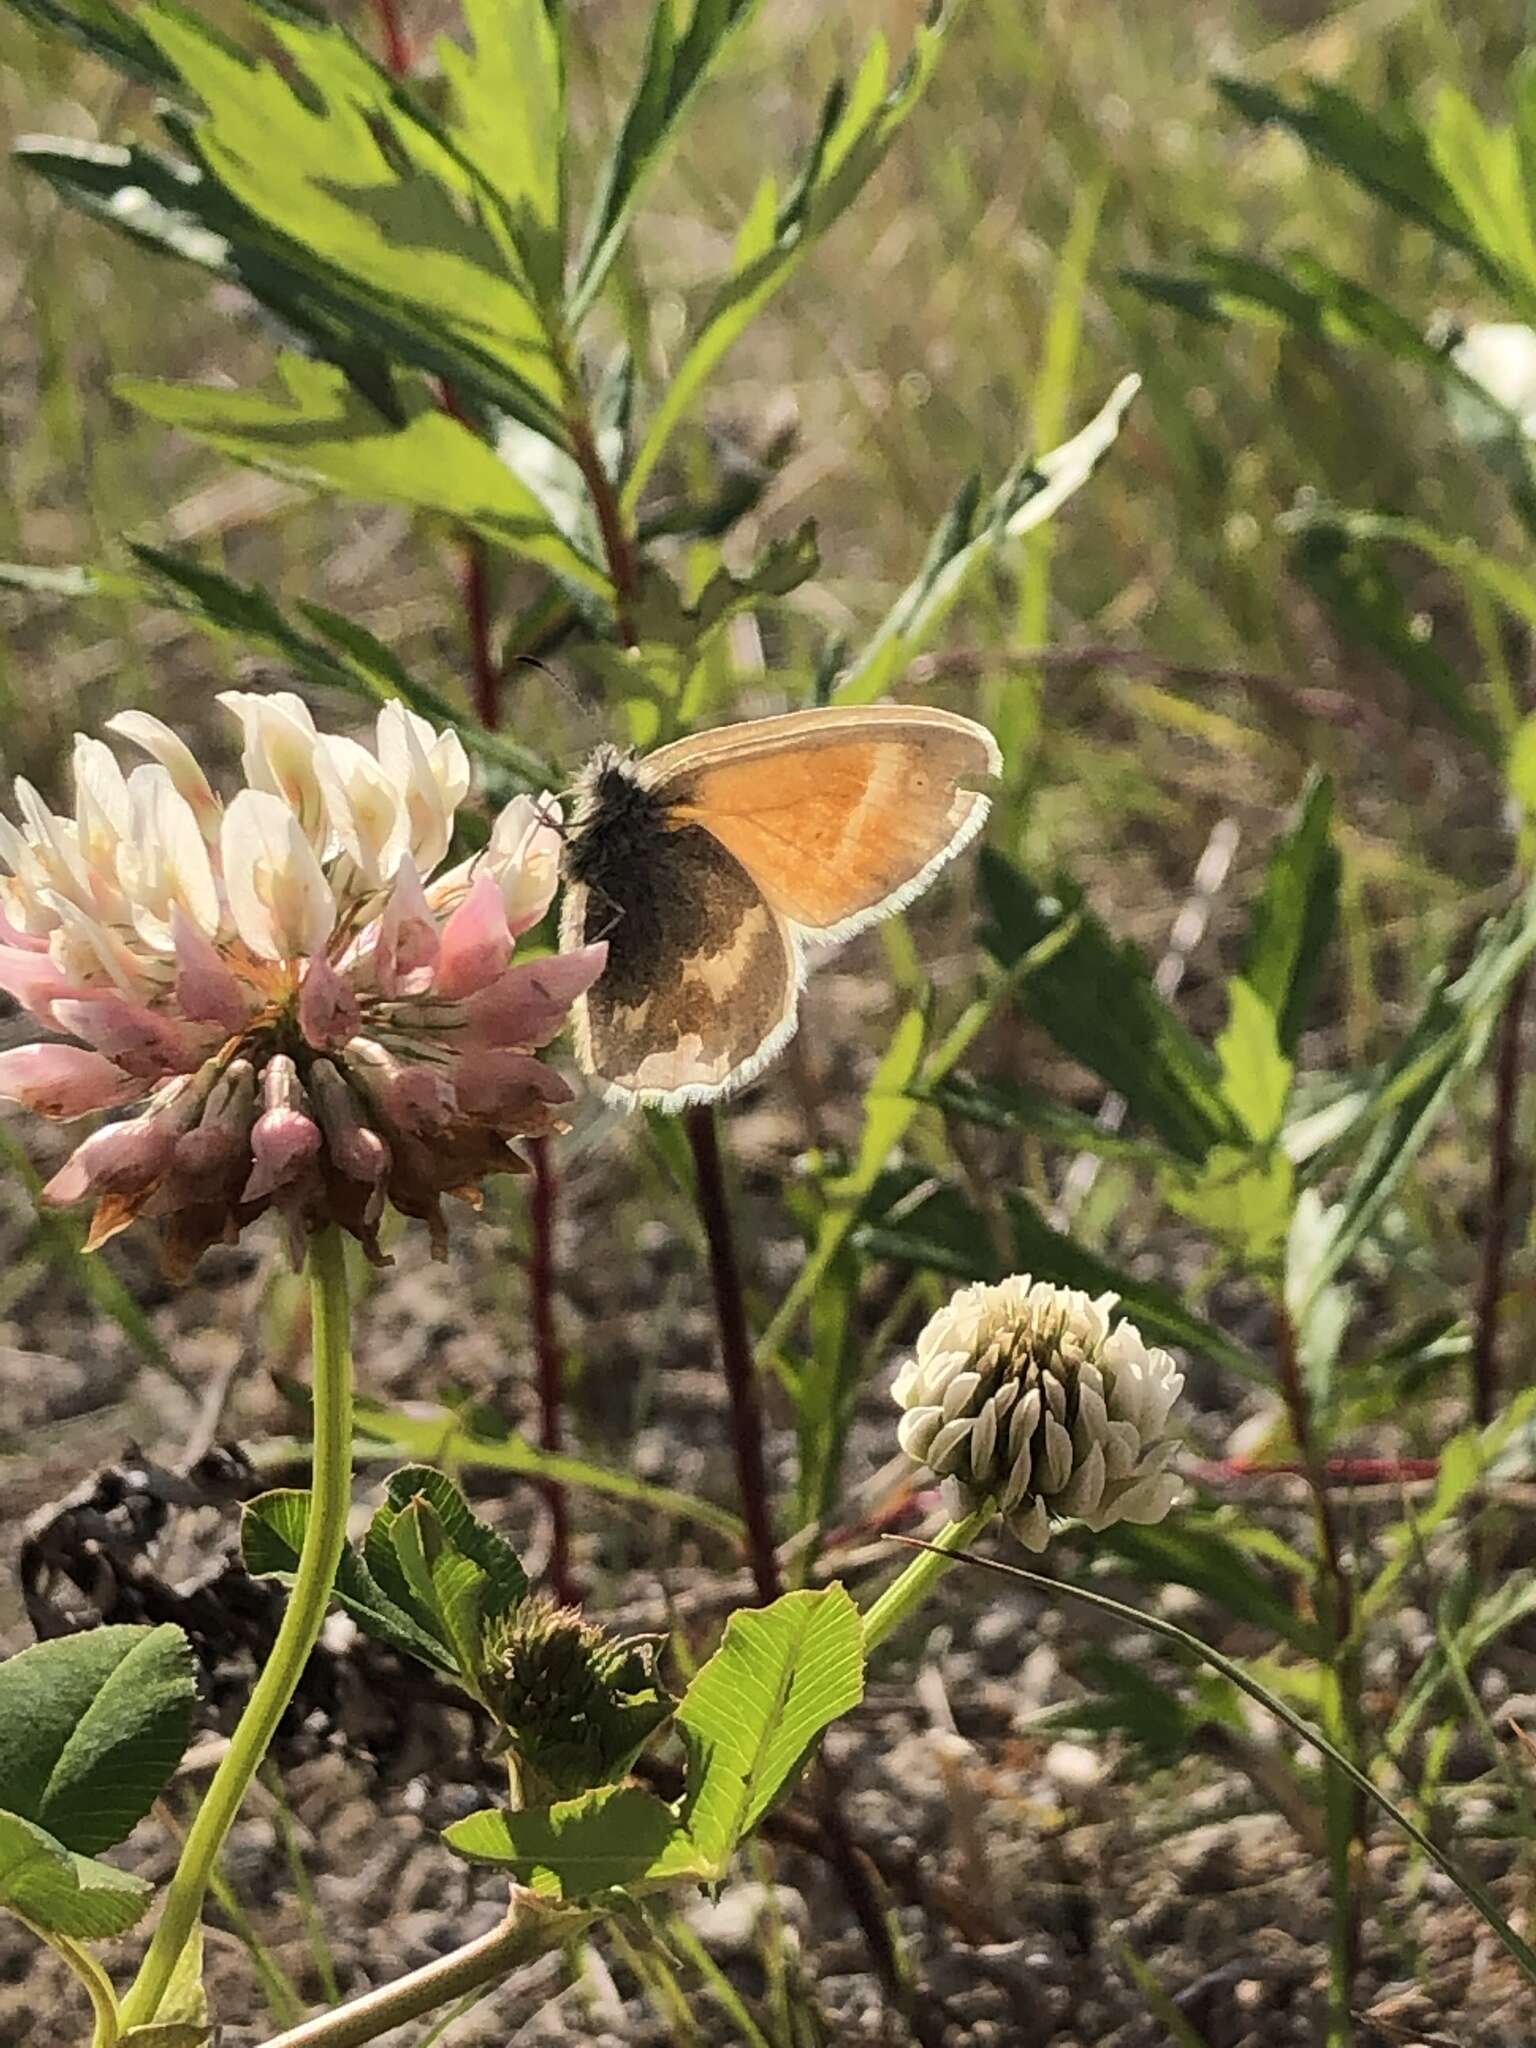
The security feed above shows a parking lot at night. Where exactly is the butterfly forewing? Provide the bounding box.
[644,706,1000,937]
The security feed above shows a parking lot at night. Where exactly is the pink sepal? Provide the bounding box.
[243,1106,322,1202]
[0,1043,139,1119]
[373,858,439,997]
[50,997,202,1079]
[299,951,362,1050]
[172,907,252,1031]
[462,944,607,1050]
[433,871,513,1001]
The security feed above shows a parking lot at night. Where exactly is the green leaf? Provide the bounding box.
[1005,1191,1267,1383]
[120,2030,212,2047]
[370,1466,528,1622]
[349,1397,746,1543]
[676,1586,863,1873]
[572,0,764,323]
[978,852,1243,1163]
[6,0,181,90]
[1358,1389,1536,1633]
[119,356,611,602]
[438,0,566,304]
[1162,1144,1294,1269]
[1287,519,1501,758]
[1288,887,1536,1317]
[241,1489,456,1674]
[927,1074,1172,1170]
[444,1783,702,1896]
[1242,772,1340,1055]
[938,1549,1536,1991]
[833,376,1139,706]
[1090,1514,1319,1652]
[1215,980,1293,1144]
[1213,74,1485,267]
[619,1,970,506]
[1429,87,1536,301]
[855,1179,1005,1284]
[0,1809,152,1939]
[138,1,570,441]
[0,1625,196,1856]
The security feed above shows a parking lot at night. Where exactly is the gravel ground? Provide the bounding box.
[0,1090,1533,2048]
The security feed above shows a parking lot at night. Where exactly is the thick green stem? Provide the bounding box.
[254,1901,594,2048]
[859,1509,993,1655]
[120,1226,354,2030]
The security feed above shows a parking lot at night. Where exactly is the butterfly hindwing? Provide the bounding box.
[561,756,800,1108]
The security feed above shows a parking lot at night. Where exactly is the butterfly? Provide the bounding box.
[558,704,1001,1111]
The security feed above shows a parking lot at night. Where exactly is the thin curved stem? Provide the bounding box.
[19,1919,119,2047]
[120,1226,354,2030]
[859,1509,993,1656]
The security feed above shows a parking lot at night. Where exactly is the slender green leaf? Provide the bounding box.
[620,1,969,504]
[834,376,1139,705]
[6,0,181,90]
[573,0,764,322]
[978,852,1243,1162]
[1090,1515,1318,1652]
[119,357,611,601]
[1242,772,1340,1055]
[350,1397,745,1542]
[931,1544,1536,1989]
[927,1074,1173,1169]
[1289,888,1536,1315]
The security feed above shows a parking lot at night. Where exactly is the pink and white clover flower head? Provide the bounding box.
[0,694,603,1276]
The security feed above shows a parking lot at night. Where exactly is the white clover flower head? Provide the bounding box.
[0,695,605,1276]
[891,1274,1184,1551]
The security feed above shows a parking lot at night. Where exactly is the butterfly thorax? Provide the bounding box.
[565,749,674,889]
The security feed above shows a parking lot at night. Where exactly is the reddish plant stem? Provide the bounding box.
[1471,964,1529,1432]
[458,535,502,730]
[684,1105,781,1605]
[527,1136,575,1601]
[1273,1305,1362,2005]
[373,1,575,1588]
[567,413,641,647]
[1199,1456,1441,1487]
[370,0,412,78]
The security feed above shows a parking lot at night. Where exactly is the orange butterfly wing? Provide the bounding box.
[645,707,1000,938]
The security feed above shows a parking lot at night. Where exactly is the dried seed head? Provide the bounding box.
[892,1275,1185,1550]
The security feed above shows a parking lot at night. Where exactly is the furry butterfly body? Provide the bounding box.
[560,705,1001,1110]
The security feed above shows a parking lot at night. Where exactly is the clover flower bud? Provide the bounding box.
[481,1596,670,1802]
[0,698,606,1275]
[892,1275,1185,1551]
